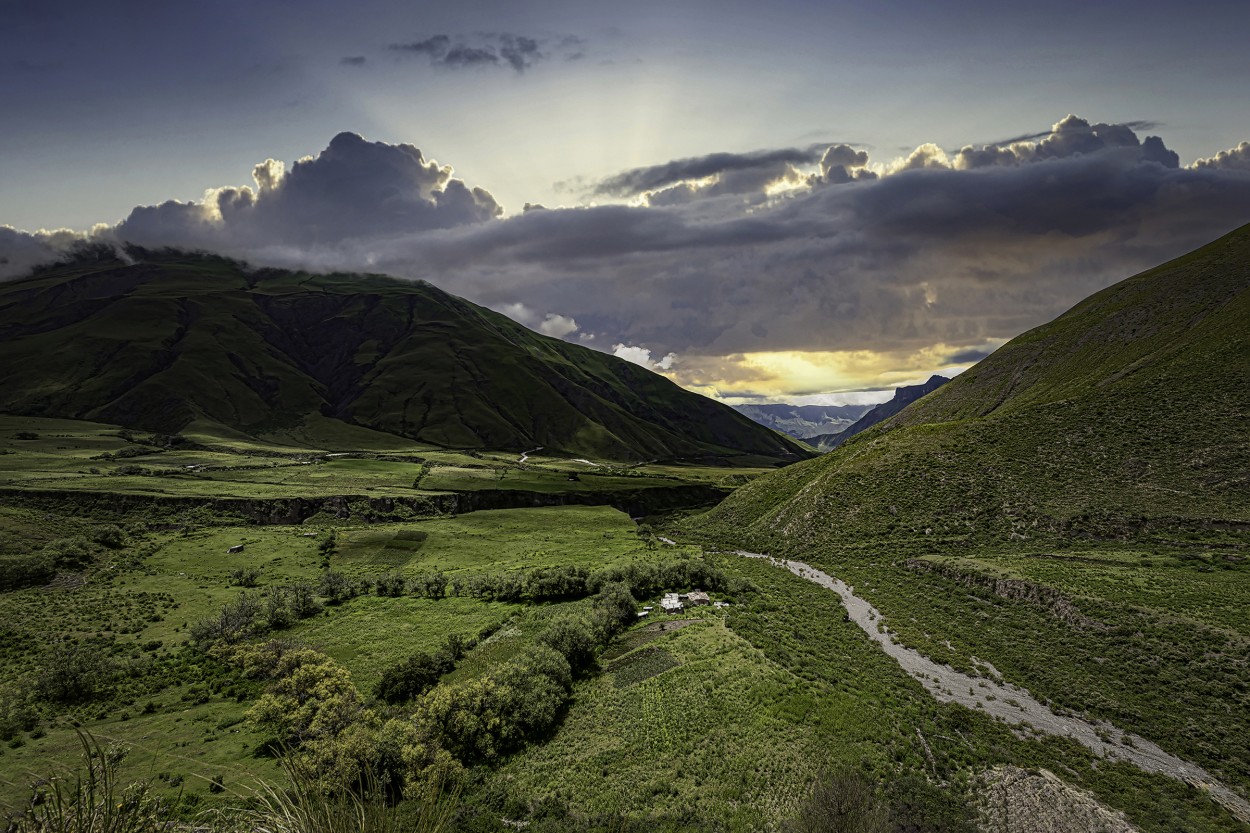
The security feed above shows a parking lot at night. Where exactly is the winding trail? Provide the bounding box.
[734,551,1250,823]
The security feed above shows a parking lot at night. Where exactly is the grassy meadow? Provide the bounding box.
[1,416,1247,832]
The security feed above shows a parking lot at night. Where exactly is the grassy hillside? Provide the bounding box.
[676,223,1250,816]
[0,250,810,464]
[692,223,1250,548]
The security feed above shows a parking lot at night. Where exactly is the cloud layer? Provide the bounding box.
[5,116,1250,401]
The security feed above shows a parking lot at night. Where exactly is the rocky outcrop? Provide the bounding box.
[905,558,1106,630]
[975,766,1139,833]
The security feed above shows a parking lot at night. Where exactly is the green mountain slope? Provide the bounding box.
[0,250,811,463]
[691,223,1250,547]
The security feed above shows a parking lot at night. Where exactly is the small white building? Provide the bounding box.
[660,593,684,614]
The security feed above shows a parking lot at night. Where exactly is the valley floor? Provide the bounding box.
[1,418,1248,832]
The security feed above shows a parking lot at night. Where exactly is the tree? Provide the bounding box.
[263,586,293,630]
[782,770,889,833]
[34,644,113,705]
[318,530,339,558]
[288,580,322,619]
[411,571,448,599]
[375,650,455,704]
[189,591,263,646]
[592,581,638,639]
[319,570,354,604]
[374,572,406,597]
[537,615,598,674]
[248,647,368,746]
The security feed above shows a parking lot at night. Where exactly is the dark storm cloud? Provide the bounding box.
[5,117,1250,385]
[389,117,1250,363]
[384,32,578,73]
[592,147,828,197]
[498,35,542,72]
[443,45,499,68]
[340,56,367,67]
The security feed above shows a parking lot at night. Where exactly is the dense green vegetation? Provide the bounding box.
[2,483,1244,831]
[3,228,1249,830]
[0,250,810,464]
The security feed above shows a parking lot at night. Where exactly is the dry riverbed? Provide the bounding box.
[734,551,1250,824]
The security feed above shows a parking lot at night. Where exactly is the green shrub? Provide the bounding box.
[375,650,455,705]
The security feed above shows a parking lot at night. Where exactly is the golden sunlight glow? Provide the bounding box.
[659,341,1005,402]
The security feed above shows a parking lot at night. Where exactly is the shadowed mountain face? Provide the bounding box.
[816,375,949,451]
[0,251,812,463]
[692,223,1250,546]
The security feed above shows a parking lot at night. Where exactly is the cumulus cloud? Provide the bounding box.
[386,32,581,73]
[111,132,500,251]
[952,115,1180,170]
[815,144,876,185]
[5,115,1250,400]
[890,142,951,173]
[538,313,580,338]
[613,344,676,371]
[1192,141,1250,172]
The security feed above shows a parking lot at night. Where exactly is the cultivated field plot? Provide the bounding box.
[0,415,733,500]
[286,595,521,691]
[332,505,683,575]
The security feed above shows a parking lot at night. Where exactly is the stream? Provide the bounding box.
[734,551,1250,823]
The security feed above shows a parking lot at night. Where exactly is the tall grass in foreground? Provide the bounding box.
[3,732,175,833]
[235,754,457,833]
[4,732,456,833]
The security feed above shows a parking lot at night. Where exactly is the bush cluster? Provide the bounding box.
[189,581,322,646]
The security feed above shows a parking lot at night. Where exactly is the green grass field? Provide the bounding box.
[2,415,1248,832]
[0,415,756,502]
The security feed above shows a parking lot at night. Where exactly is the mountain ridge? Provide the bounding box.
[688,222,1250,547]
[0,250,813,464]
[818,375,949,450]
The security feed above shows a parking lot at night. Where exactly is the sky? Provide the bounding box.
[3,0,1250,404]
